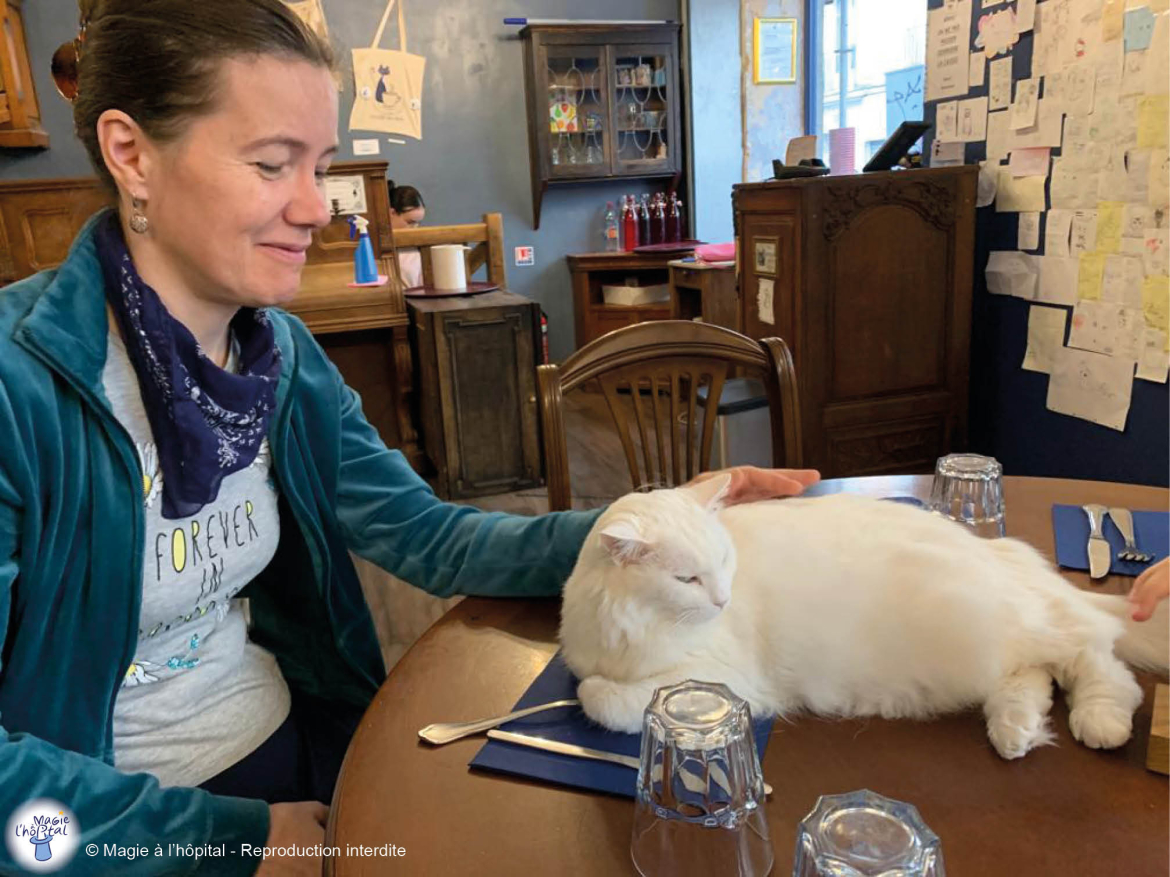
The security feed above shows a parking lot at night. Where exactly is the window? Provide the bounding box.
[810,0,927,168]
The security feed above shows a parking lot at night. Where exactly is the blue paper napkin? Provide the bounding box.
[470,653,774,798]
[1052,504,1169,577]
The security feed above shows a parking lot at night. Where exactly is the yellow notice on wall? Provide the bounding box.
[1078,252,1106,300]
[1142,276,1170,338]
[1138,95,1170,149]
[1096,202,1125,253]
[1102,0,1125,41]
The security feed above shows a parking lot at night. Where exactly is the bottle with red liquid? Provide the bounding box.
[666,192,683,243]
[651,194,667,245]
[621,195,639,251]
[638,194,651,247]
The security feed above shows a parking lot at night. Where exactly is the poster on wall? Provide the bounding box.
[926,0,973,101]
[754,18,797,84]
[349,0,426,140]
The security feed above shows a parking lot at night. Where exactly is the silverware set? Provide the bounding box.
[1082,504,1154,580]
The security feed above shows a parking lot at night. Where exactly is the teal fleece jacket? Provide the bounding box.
[0,213,600,876]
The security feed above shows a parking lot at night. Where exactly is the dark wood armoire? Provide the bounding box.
[733,166,978,478]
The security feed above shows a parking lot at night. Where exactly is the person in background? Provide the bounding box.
[388,180,425,288]
[0,3,819,875]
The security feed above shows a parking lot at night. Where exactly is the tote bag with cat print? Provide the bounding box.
[348,0,426,140]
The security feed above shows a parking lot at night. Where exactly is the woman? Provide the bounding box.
[388,180,425,288]
[0,2,818,876]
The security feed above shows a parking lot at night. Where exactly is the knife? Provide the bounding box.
[485,729,774,796]
[1083,504,1111,581]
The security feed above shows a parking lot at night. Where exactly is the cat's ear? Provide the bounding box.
[684,473,732,511]
[598,519,653,566]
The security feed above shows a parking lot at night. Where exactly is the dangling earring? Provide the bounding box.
[129,198,149,235]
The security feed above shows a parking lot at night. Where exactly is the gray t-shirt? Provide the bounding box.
[104,329,290,788]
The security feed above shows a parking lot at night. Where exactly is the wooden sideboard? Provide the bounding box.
[0,177,111,284]
[733,167,978,478]
[567,250,673,348]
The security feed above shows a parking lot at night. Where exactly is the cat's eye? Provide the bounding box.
[674,574,700,584]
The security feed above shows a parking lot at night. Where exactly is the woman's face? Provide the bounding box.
[139,56,338,308]
[391,206,425,229]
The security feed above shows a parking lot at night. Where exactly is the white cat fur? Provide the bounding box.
[559,477,1169,760]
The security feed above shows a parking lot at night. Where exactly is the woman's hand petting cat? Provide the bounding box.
[1128,557,1169,622]
[688,466,821,506]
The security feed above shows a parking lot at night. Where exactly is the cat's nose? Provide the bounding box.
[712,596,729,609]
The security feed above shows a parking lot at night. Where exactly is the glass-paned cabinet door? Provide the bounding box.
[611,45,675,174]
[539,45,609,179]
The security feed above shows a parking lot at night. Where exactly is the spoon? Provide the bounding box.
[418,698,581,745]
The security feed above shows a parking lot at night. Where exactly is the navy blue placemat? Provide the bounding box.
[1052,504,1169,577]
[470,653,773,798]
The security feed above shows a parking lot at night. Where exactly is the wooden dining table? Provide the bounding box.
[324,475,1169,876]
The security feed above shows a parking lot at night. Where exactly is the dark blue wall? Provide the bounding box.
[926,0,1169,487]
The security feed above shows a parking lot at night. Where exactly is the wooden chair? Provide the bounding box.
[537,320,803,511]
[390,212,507,287]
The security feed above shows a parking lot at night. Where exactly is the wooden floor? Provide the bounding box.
[358,388,632,669]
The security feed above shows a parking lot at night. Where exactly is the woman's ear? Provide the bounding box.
[598,519,652,566]
[684,473,732,511]
[97,109,156,204]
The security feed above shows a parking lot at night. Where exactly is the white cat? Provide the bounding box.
[559,476,1169,760]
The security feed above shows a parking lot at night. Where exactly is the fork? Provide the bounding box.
[418,698,581,745]
[1108,507,1154,564]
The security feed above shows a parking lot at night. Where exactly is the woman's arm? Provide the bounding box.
[0,463,268,876]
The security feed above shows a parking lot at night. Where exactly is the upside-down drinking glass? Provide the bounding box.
[630,680,773,876]
[928,453,1006,538]
[793,789,945,877]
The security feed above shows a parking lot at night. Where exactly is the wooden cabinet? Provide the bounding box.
[521,24,682,227]
[669,261,740,332]
[567,250,674,349]
[0,0,48,148]
[0,177,111,284]
[409,291,542,499]
[733,167,978,478]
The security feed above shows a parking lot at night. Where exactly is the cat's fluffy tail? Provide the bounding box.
[1084,592,1170,673]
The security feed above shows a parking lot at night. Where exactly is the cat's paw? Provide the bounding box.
[1068,702,1133,750]
[578,676,650,734]
[986,707,1055,760]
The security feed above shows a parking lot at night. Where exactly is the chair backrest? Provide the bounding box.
[390,212,507,287]
[537,320,803,511]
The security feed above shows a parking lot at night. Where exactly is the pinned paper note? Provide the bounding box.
[931,139,966,167]
[1102,0,1126,42]
[989,57,1013,110]
[1022,305,1068,373]
[1071,210,1099,254]
[986,251,1039,298]
[1052,160,1100,210]
[1068,299,1144,359]
[936,100,959,142]
[1144,230,1169,277]
[1046,209,1074,256]
[986,110,1012,161]
[1124,6,1157,52]
[969,52,986,88]
[1143,275,1170,333]
[1136,328,1170,382]
[1013,99,1065,148]
[1079,252,1107,300]
[926,0,973,101]
[1127,149,1153,202]
[1011,79,1040,130]
[957,97,989,141]
[1037,255,1080,305]
[1138,95,1170,148]
[1064,60,1097,117]
[1009,147,1050,177]
[1015,0,1037,33]
[1019,212,1042,250]
[1150,150,1170,208]
[1096,202,1126,253]
[1103,254,1145,307]
[757,277,775,325]
[1123,204,1155,239]
[1046,347,1134,432]
[977,7,1020,59]
[996,169,1047,212]
[977,160,1000,207]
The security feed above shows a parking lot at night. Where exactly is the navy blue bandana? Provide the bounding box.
[95,212,282,520]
